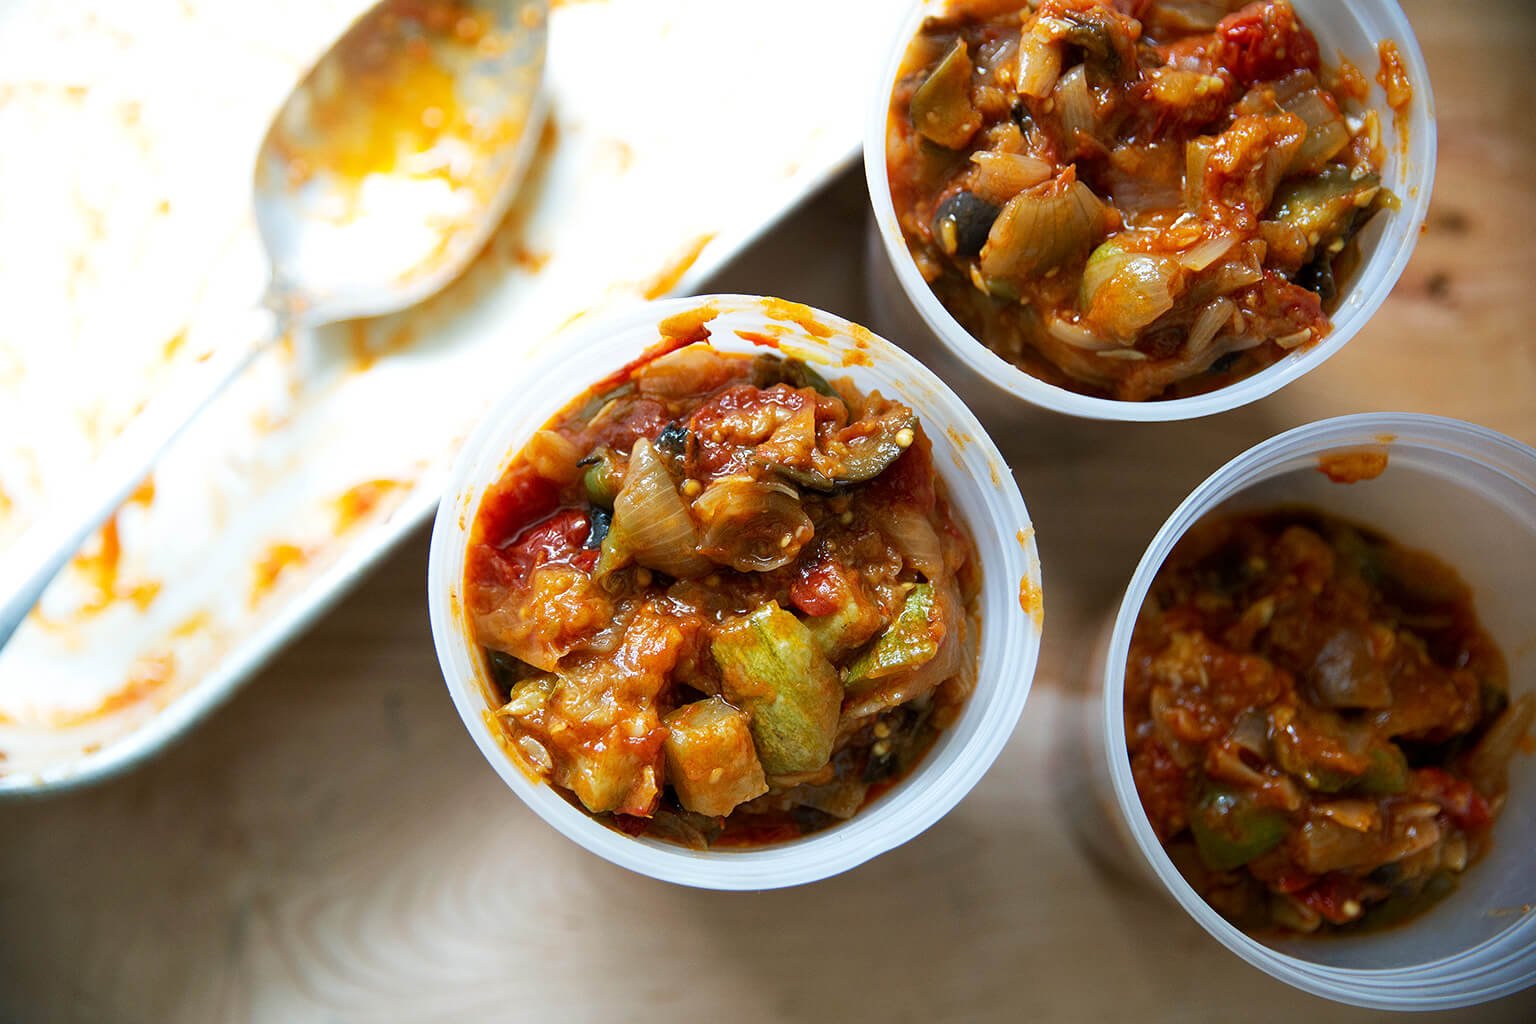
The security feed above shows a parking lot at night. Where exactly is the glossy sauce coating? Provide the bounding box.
[1126,510,1527,934]
[887,0,1391,400]
[465,341,980,848]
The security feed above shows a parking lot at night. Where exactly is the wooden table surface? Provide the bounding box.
[2,2,1533,1020]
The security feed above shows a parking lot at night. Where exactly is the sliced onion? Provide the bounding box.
[1178,234,1236,271]
[1143,0,1233,32]
[1207,742,1269,789]
[1284,88,1349,173]
[600,438,710,579]
[870,504,945,579]
[1054,65,1094,144]
[635,342,737,398]
[980,177,1106,282]
[1466,693,1536,797]
[1016,25,1061,98]
[1185,297,1235,356]
[1211,259,1263,294]
[1079,239,1180,339]
[1315,800,1381,833]
[1046,316,1121,352]
[1108,174,1184,219]
[970,151,1052,204]
[1231,710,1271,758]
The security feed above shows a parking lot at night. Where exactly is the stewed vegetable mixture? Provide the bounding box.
[1127,511,1531,933]
[888,0,1395,400]
[465,337,979,847]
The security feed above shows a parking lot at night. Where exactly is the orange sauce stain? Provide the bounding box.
[276,0,493,189]
[333,479,405,531]
[642,233,717,300]
[1376,40,1412,154]
[988,460,1001,488]
[250,542,311,606]
[1331,58,1369,104]
[601,138,635,173]
[1015,527,1034,548]
[1018,574,1044,628]
[555,308,591,335]
[347,321,372,368]
[1374,432,1397,445]
[840,349,872,367]
[945,426,970,450]
[57,474,161,617]
[170,611,212,641]
[512,245,549,273]
[1318,450,1389,484]
[349,323,418,372]
[161,329,188,362]
[72,518,123,615]
[0,485,11,521]
[43,653,176,728]
[657,304,718,341]
[762,297,833,339]
[735,330,780,349]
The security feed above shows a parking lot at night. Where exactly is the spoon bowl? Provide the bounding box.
[255,0,548,325]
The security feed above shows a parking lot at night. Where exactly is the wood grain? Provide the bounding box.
[1,1,1533,1019]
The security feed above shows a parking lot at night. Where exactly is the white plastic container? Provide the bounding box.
[1090,413,1536,1009]
[427,294,1044,890]
[863,0,1437,422]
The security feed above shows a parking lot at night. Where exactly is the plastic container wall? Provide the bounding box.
[863,0,1437,421]
[427,294,1045,890]
[1094,414,1536,1008]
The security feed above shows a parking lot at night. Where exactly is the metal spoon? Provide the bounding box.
[0,0,548,650]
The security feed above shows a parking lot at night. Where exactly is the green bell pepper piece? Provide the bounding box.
[1355,743,1409,795]
[845,584,940,694]
[1190,783,1290,872]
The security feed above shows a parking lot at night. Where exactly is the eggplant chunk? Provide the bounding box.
[770,403,917,492]
[845,584,941,694]
[749,354,837,397]
[711,603,842,775]
[910,40,981,149]
[663,697,769,816]
[1268,167,1381,253]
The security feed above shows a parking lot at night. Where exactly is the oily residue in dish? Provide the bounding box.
[48,653,176,729]
[642,233,717,300]
[333,479,407,531]
[347,322,418,372]
[249,542,312,607]
[1317,449,1389,484]
[57,475,161,619]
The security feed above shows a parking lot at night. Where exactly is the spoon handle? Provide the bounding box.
[0,306,282,653]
